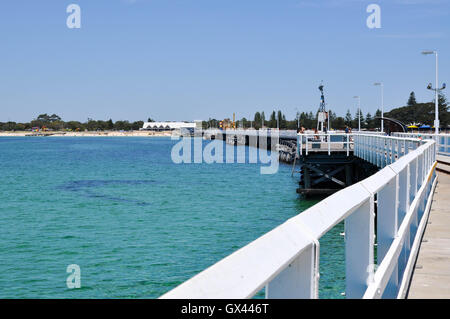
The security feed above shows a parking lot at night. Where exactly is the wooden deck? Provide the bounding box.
[407,171,450,298]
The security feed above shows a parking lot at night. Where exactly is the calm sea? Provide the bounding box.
[0,137,344,298]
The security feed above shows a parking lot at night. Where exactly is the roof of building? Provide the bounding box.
[142,122,197,129]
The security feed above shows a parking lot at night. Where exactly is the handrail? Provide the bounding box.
[393,132,450,156]
[161,134,437,299]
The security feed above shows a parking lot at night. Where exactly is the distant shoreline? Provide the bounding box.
[0,131,174,137]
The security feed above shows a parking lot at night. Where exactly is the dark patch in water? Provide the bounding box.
[59,180,157,206]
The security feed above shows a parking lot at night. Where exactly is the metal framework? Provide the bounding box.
[317,83,328,133]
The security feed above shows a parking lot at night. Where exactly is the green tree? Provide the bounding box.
[407,91,417,106]
[253,112,261,129]
[345,109,353,127]
[365,112,373,129]
[269,111,276,128]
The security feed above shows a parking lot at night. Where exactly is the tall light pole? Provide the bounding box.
[353,96,361,131]
[374,82,384,132]
[422,50,446,135]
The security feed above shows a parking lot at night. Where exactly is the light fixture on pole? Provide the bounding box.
[373,82,384,132]
[353,96,361,131]
[422,50,446,135]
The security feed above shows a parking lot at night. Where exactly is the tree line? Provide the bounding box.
[203,92,449,130]
[204,109,383,130]
[2,93,449,131]
[0,114,148,131]
[384,92,450,127]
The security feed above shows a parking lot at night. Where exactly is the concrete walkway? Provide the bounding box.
[408,172,450,298]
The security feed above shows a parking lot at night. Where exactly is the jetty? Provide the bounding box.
[161,130,450,299]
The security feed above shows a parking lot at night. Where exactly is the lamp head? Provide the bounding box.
[427,83,433,90]
[422,50,435,55]
[442,83,446,90]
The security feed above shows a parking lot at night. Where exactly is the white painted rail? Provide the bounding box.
[393,132,450,157]
[298,133,353,156]
[160,134,437,299]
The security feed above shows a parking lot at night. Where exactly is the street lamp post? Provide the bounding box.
[422,50,446,135]
[353,96,361,131]
[374,82,384,132]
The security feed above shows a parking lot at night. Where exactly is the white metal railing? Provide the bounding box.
[160,134,437,299]
[297,132,385,156]
[393,132,450,157]
[298,133,353,156]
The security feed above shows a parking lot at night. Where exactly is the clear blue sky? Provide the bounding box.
[0,0,449,122]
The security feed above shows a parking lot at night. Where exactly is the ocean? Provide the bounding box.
[0,137,344,298]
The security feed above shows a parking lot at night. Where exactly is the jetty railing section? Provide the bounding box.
[298,132,385,156]
[298,133,353,156]
[160,134,437,299]
[393,132,450,157]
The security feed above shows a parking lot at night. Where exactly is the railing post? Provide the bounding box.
[306,135,309,155]
[266,242,319,299]
[409,159,418,204]
[328,134,331,155]
[397,165,410,227]
[347,134,350,157]
[299,134,302,156]
[417,152,424,189]
[377,175,399,263]
[345,197,375,298]
[377,137,381,167]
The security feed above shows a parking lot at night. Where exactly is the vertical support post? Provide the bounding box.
[299,134,302,156]
[409,159,418,204]
[304,166,311,189]
[328,134,331,155]
[345,164,352,186]
[377,137,381,167]
[397,165,410,226]
[389,139,393,164]
[417,152,424,190]
[345,197,374,298]
[306,136,309,155]
[347,134,350,157]
[377,176,399,262]
[266,243,319,298]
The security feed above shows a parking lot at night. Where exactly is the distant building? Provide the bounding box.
[141,121,201,131]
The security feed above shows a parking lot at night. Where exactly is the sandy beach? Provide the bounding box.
[0,131,175,137]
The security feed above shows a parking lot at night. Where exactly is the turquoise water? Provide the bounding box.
[0,137,344,298]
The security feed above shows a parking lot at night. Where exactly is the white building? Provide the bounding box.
[141,121,200,131]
